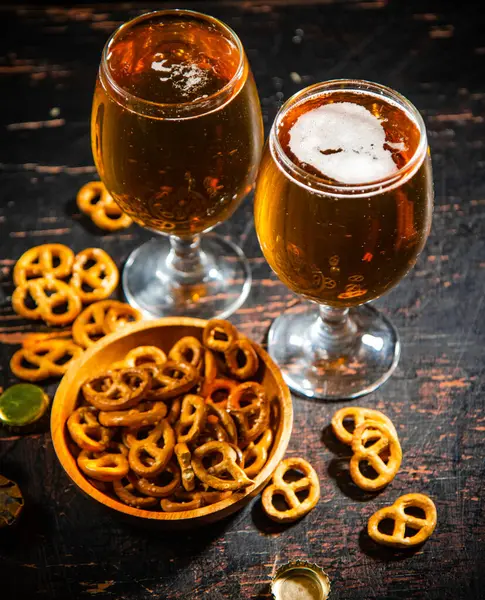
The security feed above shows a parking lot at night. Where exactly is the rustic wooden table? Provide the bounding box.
[1,1,484,599]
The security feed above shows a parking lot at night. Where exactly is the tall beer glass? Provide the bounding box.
[92,10,263,318]
[254,80,433,399]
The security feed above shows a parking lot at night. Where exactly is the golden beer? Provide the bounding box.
[92,11,263,237]
[254,87,433,307]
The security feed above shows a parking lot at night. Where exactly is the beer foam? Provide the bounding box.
[151,57,208,95]
[287,101,400,184]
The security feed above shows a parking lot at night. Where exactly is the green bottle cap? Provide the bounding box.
[0,384,50,427]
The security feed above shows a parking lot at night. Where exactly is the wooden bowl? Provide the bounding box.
[51,317,293,526]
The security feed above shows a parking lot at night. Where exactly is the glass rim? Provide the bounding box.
[270,79,429,198]
[99,9,246,113]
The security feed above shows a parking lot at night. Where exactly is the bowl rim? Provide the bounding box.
[51,317,293,521]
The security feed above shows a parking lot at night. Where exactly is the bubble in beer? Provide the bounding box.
[287,100,404,184]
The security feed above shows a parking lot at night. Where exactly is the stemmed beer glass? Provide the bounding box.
[254,80,433,399]
[92,10,263,319]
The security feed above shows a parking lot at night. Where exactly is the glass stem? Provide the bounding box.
[313,304,358,355]
[166,235,207,285]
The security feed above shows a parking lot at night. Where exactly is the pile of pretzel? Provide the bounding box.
[66,320,280,512]
[331,407,437,548]
[9,243,142,381]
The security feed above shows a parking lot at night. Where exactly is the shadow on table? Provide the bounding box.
[250,496,298,535]
[253,583,271,598]
[358,528,423,562]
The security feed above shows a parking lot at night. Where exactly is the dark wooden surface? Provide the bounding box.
[1,1,484,598]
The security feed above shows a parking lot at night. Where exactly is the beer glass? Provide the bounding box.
[92,10,263,318]
[254,80,433,399]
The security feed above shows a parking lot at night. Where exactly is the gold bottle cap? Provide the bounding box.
[271,561,331,600]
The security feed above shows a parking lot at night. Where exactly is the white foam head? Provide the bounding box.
[287,99,403,184]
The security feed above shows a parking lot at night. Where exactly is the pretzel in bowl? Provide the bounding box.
[13,243,74,286]
[205,402,238,445]
[77,444,130,482]
[192,441,253,491]
[168,336,203,370]
[128,419,175,478]
[350,421,402,491]
[12,277,82,326]
[10,339,83,381]
[160,489,232,512]
[67,406,112,452]
[243,429,273,478]
[202,319,239,353]
[331,406,397,446]
[77,181,132,231]
[123,346,167,368]
[228,381,270,447]
[146,361,199,401]
[98,401,167,428]
[72,300,142,348]
[174,442,196,492]
[112,477,158,508]
[70,248,119,303]
[225,339,259,380]
[82,368,151,411]
[131,462,181,499]
[203,378,237,408]
[368,493,437,548]
[262,457,320,523]
[175,394,206,444]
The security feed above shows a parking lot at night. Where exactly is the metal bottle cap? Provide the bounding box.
[0,384,50,427]
[271,561,331,600]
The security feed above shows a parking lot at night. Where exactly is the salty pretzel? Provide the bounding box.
[174,442,195,491]
[67,406,112,452]
[202,319,239,353]
[77,447,129,482]
[167,397,182,425]
[82,368,151,411]
[243,429,273,478]
[77,181,132,231]
[70,248,119,303]
[160,490,204,512]
[168,336,203,370]
[203,378,237,408]
[203,349,218,385]
[350,421,402,491]
[73,300,141,348]
[13,243,74,286]
[12,277,82,326]
[103,303,143,334]
[124,346,167,368]
[131,462,181,498]
[228,381,270,447]
[262,457,320,523]
[21,330,72,349]
[192,441,254,491]
[112,477,158,508]
[98,401,167,428]
[331,406,397,446]
[206,402,238,445]
[174,394,206,444]
[368,493,437,548]
[128,419,175,478]
[225,339,259,380]
[146,361,199,401]
[10,339,83,381]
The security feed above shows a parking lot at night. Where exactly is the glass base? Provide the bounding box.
[122,234,251,320]
[267,303,400,400]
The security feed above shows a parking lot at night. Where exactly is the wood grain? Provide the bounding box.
[1,1,484,599]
